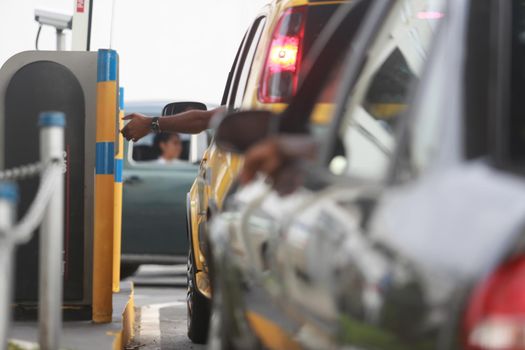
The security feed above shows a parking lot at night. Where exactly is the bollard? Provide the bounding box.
[112,87,124,292]
[38,112,65,350]
[0,183,17,350]
[93,49,118,322]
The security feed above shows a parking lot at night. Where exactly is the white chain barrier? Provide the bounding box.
[0,111,66,350]
[0,161,46,181]
[10,163,62,245]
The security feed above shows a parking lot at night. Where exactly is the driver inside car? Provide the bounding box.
[154,132,184,165]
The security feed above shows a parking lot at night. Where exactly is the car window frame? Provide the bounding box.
[126,134,195,168]
[226,14,268,109]
[122,108,194,168]
[232,16,267,109]
[220,34,246,106]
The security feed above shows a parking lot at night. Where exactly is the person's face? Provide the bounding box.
[160,135,182,160]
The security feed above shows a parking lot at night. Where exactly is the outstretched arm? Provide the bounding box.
[121,107,223,141]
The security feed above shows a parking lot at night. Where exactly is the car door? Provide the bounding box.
[122,105,199,260]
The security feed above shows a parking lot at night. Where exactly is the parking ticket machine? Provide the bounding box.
[0,50,120,321]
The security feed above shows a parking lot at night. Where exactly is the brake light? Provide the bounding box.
[259,6,306,103]
[464,256,525,350]
[269,39,299,69]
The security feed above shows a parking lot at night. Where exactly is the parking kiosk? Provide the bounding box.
[0,49,121,322]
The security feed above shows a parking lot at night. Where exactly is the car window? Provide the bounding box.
[130,133,192,165]
[329,0,446,181]
[229,16,267,109]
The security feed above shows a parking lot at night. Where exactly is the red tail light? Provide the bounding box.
[259,6,307,103]
[464,256,525,350]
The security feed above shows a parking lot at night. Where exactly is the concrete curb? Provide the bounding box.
[8,339,39,350]
[7,339,70,350]
[113,281,135,350]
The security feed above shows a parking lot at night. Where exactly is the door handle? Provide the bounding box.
[124,175,142,185]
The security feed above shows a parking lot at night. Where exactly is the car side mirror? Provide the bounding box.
[162,102,207,116]
[214,110,278,153]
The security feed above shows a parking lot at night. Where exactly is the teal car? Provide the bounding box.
[120,101,209,278]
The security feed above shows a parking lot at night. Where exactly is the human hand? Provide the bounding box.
[240,137,283,184]
[240,135,318,195]
[121,113,151,141]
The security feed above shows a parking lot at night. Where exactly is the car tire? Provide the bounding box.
[187,248,211,344]
[120,263,140,280]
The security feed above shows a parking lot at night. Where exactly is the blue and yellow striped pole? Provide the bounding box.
[93,49,118,323]
[112,87,124,293]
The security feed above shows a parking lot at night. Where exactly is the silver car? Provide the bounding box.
[208,0,525,349]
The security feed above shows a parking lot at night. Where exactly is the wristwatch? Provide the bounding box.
[151,117,161,133]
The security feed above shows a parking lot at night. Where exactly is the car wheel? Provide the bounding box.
[120,263,140,280]
[187,248,211,344]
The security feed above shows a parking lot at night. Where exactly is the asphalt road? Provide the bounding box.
[125,265,206,350]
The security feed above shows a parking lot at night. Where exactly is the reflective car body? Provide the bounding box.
[185,0,348,343]
[209,0,525,349]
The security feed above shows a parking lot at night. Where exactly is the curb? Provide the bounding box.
[113,281,135,350]
[8,340,39,350]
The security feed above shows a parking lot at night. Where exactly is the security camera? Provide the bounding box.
[34,9,72,31]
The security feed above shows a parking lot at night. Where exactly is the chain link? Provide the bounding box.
[0,153,67,181]
[0,162,45,181]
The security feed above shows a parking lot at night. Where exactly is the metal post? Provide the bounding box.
[56,29,66,51]
[0,183,17,350]
[93,49,118,323]
[38,112,65,350]
[72,0,93,51]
